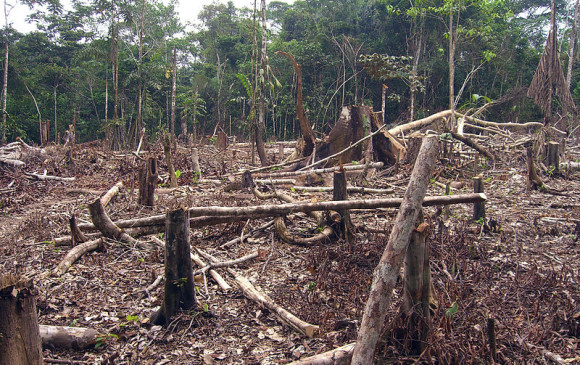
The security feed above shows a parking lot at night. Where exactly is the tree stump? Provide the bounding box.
[333,169,353,238]
[473,175,485,221]
[400,211,430,355]
[216,130,227,150]
[151,208,197,325]
[162,134,178,188]
[547,141,559,174]
[191,148,201,181]
[138,157,158,206]
[0,275,42,365]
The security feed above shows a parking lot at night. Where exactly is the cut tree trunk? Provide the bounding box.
[450,131,495,161]
[399,214,430,355]
[88,198,150,249]
[351,136,439,364]
[287,342,355,365]
[473,176,486,221]
[151,209,196,325]
[52,238,104,277]
[191,148,201,179]
[162,133,178,188]
[39,325,99,349]
[0,275,43,365]
[138,157,158,206]
[371,111,407,165]
[185,193,485,219]
[547,141,560,173]
[333,169,353,238]
[275,51,315,158]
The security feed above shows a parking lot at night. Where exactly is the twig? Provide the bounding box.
[193,251,260,276]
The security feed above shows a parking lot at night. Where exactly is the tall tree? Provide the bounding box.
[255,0,268,165]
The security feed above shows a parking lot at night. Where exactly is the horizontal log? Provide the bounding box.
[287,342,354,365]
[78,214,273,232]
[39,325,99,349]
[290,186,394,194]
[186,193,487,218]
[260,162,383,178]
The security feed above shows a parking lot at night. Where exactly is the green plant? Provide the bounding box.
[95,333,118,349]
[445,302,458,318]
[175,170,181,179]
[192,171,201,184]
[484,177,492,183]
[203,303,209,312]
[307,281,317,291]
[209,136,217,145]
[476,217,485,225]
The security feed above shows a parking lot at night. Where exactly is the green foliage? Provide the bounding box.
[175,170,181,179]
[445,302,458,318]
[95,333,119,349]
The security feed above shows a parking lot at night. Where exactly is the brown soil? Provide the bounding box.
[1,137,579,364]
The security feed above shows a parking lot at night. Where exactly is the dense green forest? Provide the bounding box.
[0,0,578,147]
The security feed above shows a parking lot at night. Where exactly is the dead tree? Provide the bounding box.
[151,208,197,325]
[399,211,430,355]
[138,157,158,206]
[162,133,178,188]
[527,0,576,127]
[351,136,439,365]
[333,168,354,238]
[0,275,43,364]
[276,51,315,159]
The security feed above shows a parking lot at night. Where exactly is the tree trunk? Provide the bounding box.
[567,0,579,89]
[333,169,353,237]
[448,6,457,131]
[351,136,439,364]
[39,325,99,350]
[1,40,7,145]
[54,85,58,144]
[171,48,177,138]
[400,212,430,355]
[0,275,43,365]
[275,51,315,157]
[138,157,158,206]
[162,134,178,188]
[255,0,269,166]
[151,209,196,325]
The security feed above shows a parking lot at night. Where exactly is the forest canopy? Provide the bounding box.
[0,0,578,146]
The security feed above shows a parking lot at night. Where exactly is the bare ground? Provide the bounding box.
[1,136,580,364]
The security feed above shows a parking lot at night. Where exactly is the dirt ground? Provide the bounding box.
[1,135,580,364]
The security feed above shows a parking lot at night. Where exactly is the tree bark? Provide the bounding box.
[400,214,430,355]
[138,157,158,206]
[162,134,178,188]
[567,0,579,89]
[276,51,315,157]
[1,38,7,145]
[287,343,355,365]
[170,47,177,138]
[39,325,99,350]
[473,175,486,221]
[151,209,196,325]
[0,275,42,365]
[333,169,353,237]
[351,136,439,364]
[52,238,103,277]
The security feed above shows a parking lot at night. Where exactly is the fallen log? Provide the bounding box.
[77,213,274,232]
[198,249,319,338]
[52,239,103,277]
[185,193,486,219]
[351,136,439,364]
[388,110,452,137]
[88,198,151,249]
[259,162,383,178]
[24,171,75,181]
[289,186,394,194]
[193,251,260,276]
[286,342,355,365]
[100,181,123,207]
[39,325,99,350]
[450,131,495,161]
[455,112,543,131]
